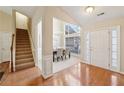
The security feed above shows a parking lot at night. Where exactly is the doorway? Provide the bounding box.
[85,26,120,72]
[0,32,12,63]
[90,30,110,69]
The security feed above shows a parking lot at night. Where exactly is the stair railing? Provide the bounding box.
[10,34,15,72]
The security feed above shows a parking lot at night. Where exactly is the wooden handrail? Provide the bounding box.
[10,34,15,72]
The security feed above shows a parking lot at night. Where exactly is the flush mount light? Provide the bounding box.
[85,6,95,14]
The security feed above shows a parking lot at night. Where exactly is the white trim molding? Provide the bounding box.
[42,55,53,79]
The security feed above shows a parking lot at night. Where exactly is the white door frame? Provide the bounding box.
[90,29,110,69]
[36,19,42,72]
[84,31,91,64]
[85,26,120,72]
[109,26,120,72]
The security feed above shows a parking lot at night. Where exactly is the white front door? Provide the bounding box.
[90,30,110,69]
[86,26,120,72]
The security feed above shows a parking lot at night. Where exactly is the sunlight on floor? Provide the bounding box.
[53,56,80,73]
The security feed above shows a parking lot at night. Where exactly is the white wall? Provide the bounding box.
[82,17,124,72]
[31,6,46,76]
[53,17,65,49]
[32,6,80,78]
[16,12,28,29]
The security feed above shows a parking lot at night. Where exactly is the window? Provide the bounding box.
[65,23,80,54]
[65,36,80,54]
[111,29,120,67]
[65,24,80,35]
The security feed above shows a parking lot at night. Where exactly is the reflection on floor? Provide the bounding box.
[53,56,80,73]
[1,62,124,86]
[0,62,9,84]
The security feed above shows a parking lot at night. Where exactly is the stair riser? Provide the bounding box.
[16,45,31,48]
[16,59,34,65]
[16,55,33,60]
[16,41,30,43]
[16,63,35,71]
[16,34,28,36]
[16,48,31,50]
[16,50,31,53]
[16,35,28,36]
[16,33,28,36]
[16,52,32,55]
[16,42,30,44]
[16,38,29,39]
[16,35,29,37]
[16,44,30,46]
[16,38,29,41]
[16,43,30,46]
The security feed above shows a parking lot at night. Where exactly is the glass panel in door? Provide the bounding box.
[110,27,120,72]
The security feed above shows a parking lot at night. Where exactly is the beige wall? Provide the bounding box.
[16,12,28,29]
[0,10,13,32]
[0,10,14,63]
[83,17,124,72]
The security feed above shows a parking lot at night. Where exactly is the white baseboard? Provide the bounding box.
[81,60,124,75]
[42,73,53,79]
[42,55,53,79]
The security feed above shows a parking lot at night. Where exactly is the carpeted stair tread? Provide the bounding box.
[16,58,34,65]
[16,54,33,60]
[15,62,35,71]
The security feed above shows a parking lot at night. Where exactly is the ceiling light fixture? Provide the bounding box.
[97,12,105,16]
[85,6,94,14]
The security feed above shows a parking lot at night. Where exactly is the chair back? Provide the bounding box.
[57,49,63,57]
[65,48,70,55]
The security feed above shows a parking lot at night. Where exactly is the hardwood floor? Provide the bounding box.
[0,62,9,84]
[1,62,124,86]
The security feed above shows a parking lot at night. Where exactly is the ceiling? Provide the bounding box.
[61,6,124,26]
[11,6,38,17]
[9,6,124,26]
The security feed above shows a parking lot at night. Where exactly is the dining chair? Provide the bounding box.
[65,48,70,59]
[56,49,63,61]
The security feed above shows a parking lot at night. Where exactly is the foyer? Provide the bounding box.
[0,6,124,86]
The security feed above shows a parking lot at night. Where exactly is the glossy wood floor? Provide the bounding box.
[1,62,124,86]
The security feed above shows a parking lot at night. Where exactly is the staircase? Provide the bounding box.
[15,29,35,71]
